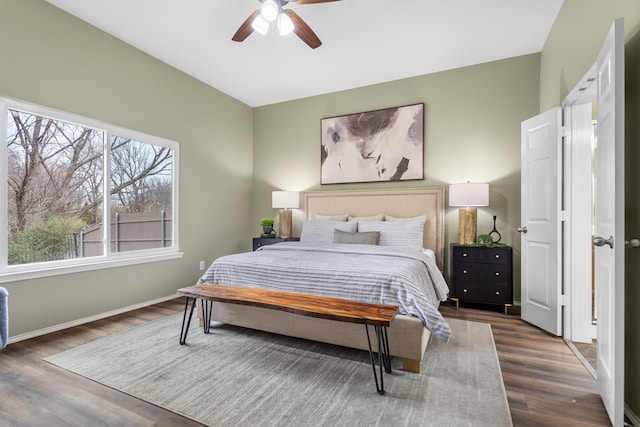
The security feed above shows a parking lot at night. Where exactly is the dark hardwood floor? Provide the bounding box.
[572,339,598,373]
[441,303,611,426]
[0,298,611,426]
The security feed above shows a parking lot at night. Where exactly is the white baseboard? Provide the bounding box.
[7,294,180,344]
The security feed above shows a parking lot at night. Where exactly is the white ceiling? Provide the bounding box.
[45,0,563,107]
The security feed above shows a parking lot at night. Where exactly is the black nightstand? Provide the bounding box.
[450,244,513,314]
[252,237,300,251]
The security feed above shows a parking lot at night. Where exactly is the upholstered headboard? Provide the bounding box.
[301,187,445,271]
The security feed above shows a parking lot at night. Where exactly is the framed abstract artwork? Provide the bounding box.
[320,103,424,184]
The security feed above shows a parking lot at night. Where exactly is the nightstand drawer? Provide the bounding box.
[253,238,282,251]
[454,263,509,282]
[484,264,510,282]
[452,248,482,263]
[482,248,511,264]
[253,237,299,251]
[453,246,510,264]
[483,284,511,304]
[453,262,483,281]
[455,282,511,304]
[454,282,486,302]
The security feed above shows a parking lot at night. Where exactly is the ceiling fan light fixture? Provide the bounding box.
[261,0,279,22]
[252,14,269,35]
[277,12,294,36]
[232,0,328,49]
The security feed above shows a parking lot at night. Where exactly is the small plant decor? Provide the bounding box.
[259,218,275,227]
[467,234,507,247]
[259,218,275,237]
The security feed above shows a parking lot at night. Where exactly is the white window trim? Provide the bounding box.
[0,97,182,282]
[0,251,184,284]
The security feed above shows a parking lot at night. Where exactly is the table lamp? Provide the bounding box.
[272,191,299,239]
[449,182,489,244]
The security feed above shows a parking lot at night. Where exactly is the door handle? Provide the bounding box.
[594,236,614,248]
[626,238,640,248]
[517,226,527,233]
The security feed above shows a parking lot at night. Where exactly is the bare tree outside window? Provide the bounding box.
[6,109,104,264]
[109,136,173,253]
[110,136,172,214]
[5,107,175,265]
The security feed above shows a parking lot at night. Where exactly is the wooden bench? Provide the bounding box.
[176,283,399,395]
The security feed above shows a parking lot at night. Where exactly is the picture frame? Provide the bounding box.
[320,103,424,185]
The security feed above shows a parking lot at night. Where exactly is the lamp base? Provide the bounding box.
[278,209,293,239]
[458,207,477,245]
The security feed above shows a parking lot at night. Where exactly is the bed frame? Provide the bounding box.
[205,187,446,373]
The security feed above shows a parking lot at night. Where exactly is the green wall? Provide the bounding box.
[252,54,541,296]
[539,0,640,418]
[0,0,254,336]
[540,0,640,109]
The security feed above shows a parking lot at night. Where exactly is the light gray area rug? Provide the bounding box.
[46,315,512,426]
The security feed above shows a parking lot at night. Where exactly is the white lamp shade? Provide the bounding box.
[449,182,489,207]
[272,191,300,209]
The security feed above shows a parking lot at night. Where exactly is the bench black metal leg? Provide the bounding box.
[179,297,197,345]
[376,326,391,373]
[381,326,392,373]
[201,300,213,334]
[365,324,391,395]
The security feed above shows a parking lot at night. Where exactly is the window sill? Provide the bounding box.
[0,251,184,284]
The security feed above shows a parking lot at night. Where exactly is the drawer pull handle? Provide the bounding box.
[462,253,468,257]
[462,269,468,274]
[463,289,468,293]
[495,254,500,259]
[495,291,500,295]
[495,272,500,276]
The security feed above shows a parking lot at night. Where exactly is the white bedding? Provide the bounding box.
[198,242,451,342]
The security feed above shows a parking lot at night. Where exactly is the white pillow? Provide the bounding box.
[357,217,426,251]
[312,213,348,221]
[347,213,384,222]
[300,220,357,244]
[385,214,427,222]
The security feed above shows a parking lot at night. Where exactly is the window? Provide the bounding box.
[1,98,181,282]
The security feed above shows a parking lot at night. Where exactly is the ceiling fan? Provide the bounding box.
[232,0,342,49]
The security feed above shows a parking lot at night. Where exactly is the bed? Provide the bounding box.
[198,187,450,372]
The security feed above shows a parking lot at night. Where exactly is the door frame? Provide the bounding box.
[562,64,598,343]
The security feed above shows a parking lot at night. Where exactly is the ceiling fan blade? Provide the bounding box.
[293,0,342,4]
[285,9,322,49]
[232,9,261,42]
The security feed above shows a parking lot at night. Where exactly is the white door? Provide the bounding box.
[520,107,562,335]
[594,19,624,427]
